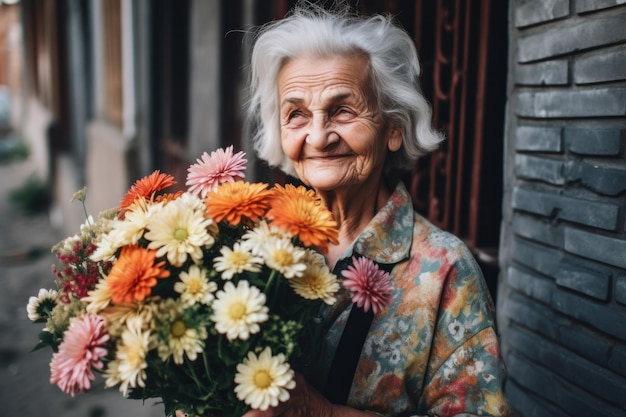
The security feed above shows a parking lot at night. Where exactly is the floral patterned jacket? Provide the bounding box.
[308,182,513,417]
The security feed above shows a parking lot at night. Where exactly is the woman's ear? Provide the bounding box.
[387,126,402,152]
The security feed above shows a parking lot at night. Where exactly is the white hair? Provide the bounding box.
[246,2,443,176]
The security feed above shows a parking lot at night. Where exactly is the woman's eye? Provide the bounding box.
[333,107,354,120]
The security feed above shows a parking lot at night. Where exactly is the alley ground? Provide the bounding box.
[0,147,164,416]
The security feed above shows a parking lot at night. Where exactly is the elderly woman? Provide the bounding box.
[240,3,512,417]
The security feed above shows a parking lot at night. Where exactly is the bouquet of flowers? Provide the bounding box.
[25,146,352,416]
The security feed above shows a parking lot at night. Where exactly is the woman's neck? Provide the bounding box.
[320,179,391,269]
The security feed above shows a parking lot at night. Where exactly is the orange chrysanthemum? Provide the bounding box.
[204,182,272,226]
[119,171,177,210]
[155,191,185,204]
[106,245,170,305]
[267,184,339,253]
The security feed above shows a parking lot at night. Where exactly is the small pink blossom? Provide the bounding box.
[341,256,392,314]
[186,145,247,198]
[50,314,110,396]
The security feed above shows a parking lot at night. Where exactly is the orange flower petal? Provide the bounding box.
[204,182,272,226]
[120,171,177,210]
[267,184,338,253]
[106,245,170,304]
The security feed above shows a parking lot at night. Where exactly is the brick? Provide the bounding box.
[576,0,626,14]
[515,125,562,151]
[609,345,626,378]
[505,381,570,417]
[511,238,563,276]
[514,0,570,28]
[564,127,622,156]
[558,322,612,366]
[512,186,619,230]
[507,325,626,406]
[515,154,564,184]
[518,12,626,62]
[516,60,569,85]
[502,293,559,339]
[516,88,626,118]
[512,212,564,247]
[552,289,626,341]
[507,265,554,304]
[505,348,626,417]
[565,227,626,268]
[555,262,610,300]
[574,47,626,84]
[564,159,626,195]
[504,293,612,366]
[616,275,626,305]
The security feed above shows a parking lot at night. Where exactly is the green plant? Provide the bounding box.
[9,174,52,215]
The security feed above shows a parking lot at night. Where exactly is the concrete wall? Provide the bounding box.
[498,1,626,416]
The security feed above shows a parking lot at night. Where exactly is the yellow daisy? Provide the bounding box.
[210,280,269,341]
[104,316,150,396]
[84,279,112,314]
[213,242,263,280]
[174,265,217,306]
[234,347,296,411]
[145,196,215,267]
[288,250,340,305]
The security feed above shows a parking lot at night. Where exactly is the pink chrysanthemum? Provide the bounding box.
[50,315,110,396]
[341,256,393,314]
[186,145,247,198]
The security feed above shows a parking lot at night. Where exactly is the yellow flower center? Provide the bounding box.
[174,228,188,241]
[228,251,250,267]
[229,302,246,320]
[188,279,202,294]
[254,370,272,389]
[171,319,187,337]
[124,345,144,368]
[273,249,293,267]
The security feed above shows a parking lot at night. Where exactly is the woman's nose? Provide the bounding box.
[305,113,338,149]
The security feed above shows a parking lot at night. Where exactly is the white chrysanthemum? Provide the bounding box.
[156,300,207,364]
[105,316,150,396]
[90,228,127,262]
[145,197,215,267]
[174,265,217,306]
[213,242,263,280]
[241,221,291,255]
[26,288,59,321]
[288,250,339,305]
[261,238,306,279]
[211,280,269,341]
[234,347,296,411]
[111,200,151,245]
[84,279,112,314]
[100,298,159,337]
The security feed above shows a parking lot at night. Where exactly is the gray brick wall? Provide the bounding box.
[499,1,626,416]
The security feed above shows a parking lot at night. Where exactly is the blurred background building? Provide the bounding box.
[0,1,624,416]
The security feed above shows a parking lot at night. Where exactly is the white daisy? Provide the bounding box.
[90,228,126,262]
[213,242,263,280]
[241,221,291,255]
[234,347,296,411]
[145,197,215,267]
[156,300,207,364]
[261,238,306,279]
[26,288,59,321]
[104,316,150,396]
[211,280,269,341]
[174,265,217,306]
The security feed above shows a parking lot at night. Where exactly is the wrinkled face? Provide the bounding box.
[277,54,401,193]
